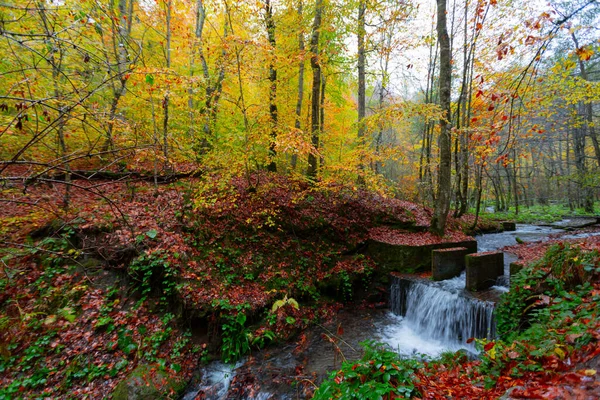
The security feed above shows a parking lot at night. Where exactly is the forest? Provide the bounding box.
[1,0,599,398]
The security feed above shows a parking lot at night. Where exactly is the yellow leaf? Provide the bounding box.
[554,346,566,359]
[576,47,594,61]
[583,369,596,376]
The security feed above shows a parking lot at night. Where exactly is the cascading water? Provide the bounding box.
[182,224,585,397]
[389,276,496,342]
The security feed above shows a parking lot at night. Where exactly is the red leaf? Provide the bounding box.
[484,341,495,351]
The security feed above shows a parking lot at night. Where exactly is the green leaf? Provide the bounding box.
[145,74,154,85]
[59,307,76,323]
[146,229,158,239]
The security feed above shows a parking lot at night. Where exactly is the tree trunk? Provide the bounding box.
[38,2,71,208]
[291,0,305,170]
[105,0,134,151]
[163,0,172,163]
[431,0,452,235]
[319,72,326,168]
[357,0,366,179]
[188,0,205,137]
[307,0,323,180]
[572,33,600,168]
[266,0,278,172]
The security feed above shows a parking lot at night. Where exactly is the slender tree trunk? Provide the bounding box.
[572,33,600,168]
[357,0,366,179]
[105,0,134,151]
[188,0,206,137]
[513,149,519,214]
[419,21,437,205]
[455,0,470,217]
[307,0,323,179]
[291,0,305,170]
[163,0,172,163]
[431,0,452,235]
[266,0,278,172]
[471,164,484,230]
[319,72,326,168]
[38,1,71,208]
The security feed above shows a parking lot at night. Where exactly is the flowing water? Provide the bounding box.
[182,223,593,399]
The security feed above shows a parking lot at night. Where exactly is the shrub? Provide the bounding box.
[313,341,421,400]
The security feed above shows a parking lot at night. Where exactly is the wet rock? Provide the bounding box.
[112,364,186,400]
[502,221,516,231]
[550,217,599,230]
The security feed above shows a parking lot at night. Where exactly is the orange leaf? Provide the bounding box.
[576,47,594,61]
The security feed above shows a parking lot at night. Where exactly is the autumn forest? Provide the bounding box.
[1,0,600,398]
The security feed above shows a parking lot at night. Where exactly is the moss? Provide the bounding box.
[112,364,186,400]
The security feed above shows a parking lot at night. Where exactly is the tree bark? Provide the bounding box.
[307,0,323,180]
[571,33,600,169]
[431,0,452,235]
[105,0,134,151]
[357,0,366,179]
[266,0,278,172]
[291,0,305,170]
[163,0,172,163]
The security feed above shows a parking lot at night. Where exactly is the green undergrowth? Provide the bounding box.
[477,243,600,387]
[479,203,597,224]
[0,233,196,399]
[314,242,600,398]
[313,341,422,399]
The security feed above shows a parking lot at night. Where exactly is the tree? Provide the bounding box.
[307,0,323,179]
[265,0,278,172]
[357,0,366,179]
[431,0,452,235]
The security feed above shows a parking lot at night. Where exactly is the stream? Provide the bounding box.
[181,223,594,399]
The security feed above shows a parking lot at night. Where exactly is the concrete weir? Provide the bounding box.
[367,238,478,274]
[465,251,504,291]
[432,247,473,281]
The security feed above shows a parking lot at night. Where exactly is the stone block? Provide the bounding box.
[502,221,516,231]
[432,247,469,281]
[466,251,504,291]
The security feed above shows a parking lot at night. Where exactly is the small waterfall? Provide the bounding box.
[390,276,496,343]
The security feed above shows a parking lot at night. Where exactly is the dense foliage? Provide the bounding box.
[313,341,422,399]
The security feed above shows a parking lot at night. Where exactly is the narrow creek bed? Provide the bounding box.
[181,223,596,399]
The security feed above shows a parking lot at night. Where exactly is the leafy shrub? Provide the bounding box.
[480,243,600,387]
[313,341,422,400]
[496,243,599,339]
[214,301,252,363]
[129,251,179,307]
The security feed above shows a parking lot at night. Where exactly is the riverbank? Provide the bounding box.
[2,171,599,399]
[0,172,478,399]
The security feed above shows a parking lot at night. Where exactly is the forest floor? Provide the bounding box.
[1,167,599,399]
